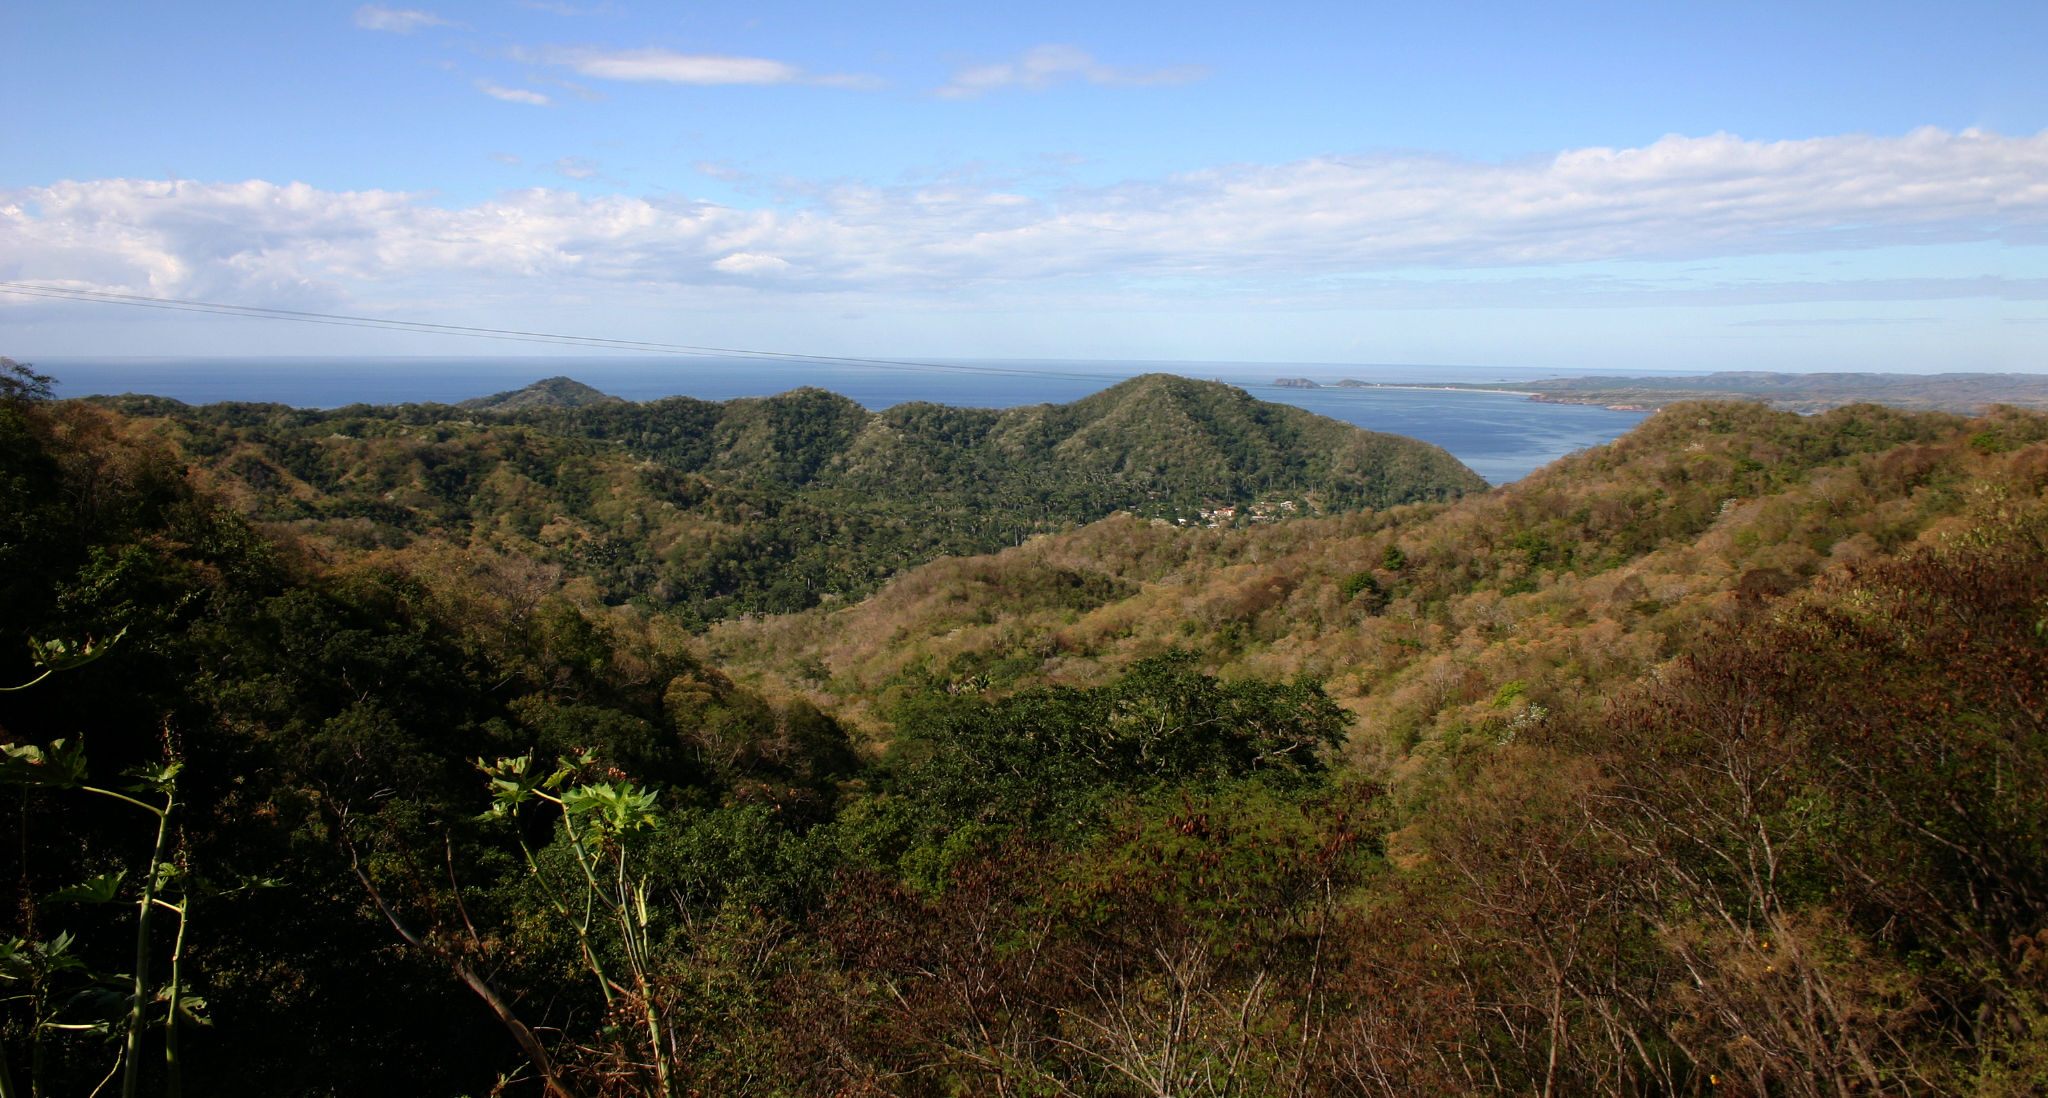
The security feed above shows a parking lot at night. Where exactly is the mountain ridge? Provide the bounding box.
[9,360,2048,1094]
[83,373,1486,621]
[478,374,1487,509]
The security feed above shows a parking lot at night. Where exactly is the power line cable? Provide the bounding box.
[0,280,1395,399]
[0,281,1130,382]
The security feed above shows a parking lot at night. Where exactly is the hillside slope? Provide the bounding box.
[714,399,2048,753]
[9,356,2048,1096]
[84,375,1483,621]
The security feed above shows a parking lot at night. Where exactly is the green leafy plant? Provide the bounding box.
[0,630,123,694]
[0,931,128,1098]
[0,748,184,1098]
[481,755,672,1097]
[0,630,196,1098]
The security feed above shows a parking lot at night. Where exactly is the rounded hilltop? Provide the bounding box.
[456,375,625,412]
[477,370,1489,513]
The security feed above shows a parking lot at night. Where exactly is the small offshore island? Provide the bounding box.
[2,356,2046,1096]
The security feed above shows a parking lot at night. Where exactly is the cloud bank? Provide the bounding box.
[5,128,2043,307]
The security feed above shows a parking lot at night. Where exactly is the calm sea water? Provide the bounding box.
[34,356,1655,485]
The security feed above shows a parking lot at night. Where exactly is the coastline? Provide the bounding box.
[1320,383,1534,396]
[1316,382,1646,410]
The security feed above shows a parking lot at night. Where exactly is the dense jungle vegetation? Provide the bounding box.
[84,374,1483,624]
[4,355,2047,1097]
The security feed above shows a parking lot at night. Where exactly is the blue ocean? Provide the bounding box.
[32,356,1658,485]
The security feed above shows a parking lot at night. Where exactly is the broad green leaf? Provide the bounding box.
[0,740,88,788]
[562,782,662,839]
[121,759,181,794]
[28,627,125,674]
[46,871,125,904]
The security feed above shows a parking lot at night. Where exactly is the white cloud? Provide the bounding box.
[553,157,601,180]
[477,80,551,105]
[539,47,881,88]
[553,48,801,85]
[352,5,454,33]
[935,45,1208,100]
[713,253,792,275]
[5,129,2044,309]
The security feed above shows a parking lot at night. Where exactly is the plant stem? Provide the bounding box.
[618,873,669,1098]
[0,670,55,694]
[519,835,615,1003]
[636,976,669,1098]
[119,798,171,1098]
[0,1037,19,1098]
[162,891,188,1098]
[28,991,43,1098]
[558,817,619,1003]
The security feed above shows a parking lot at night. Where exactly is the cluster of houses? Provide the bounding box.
[1174,499,1301,528]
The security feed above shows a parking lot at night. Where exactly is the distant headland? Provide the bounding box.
[1282,371,2048,414]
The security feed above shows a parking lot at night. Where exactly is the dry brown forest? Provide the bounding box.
[2,360,2045,1098]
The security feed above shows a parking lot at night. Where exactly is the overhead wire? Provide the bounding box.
[0,281,1132,382]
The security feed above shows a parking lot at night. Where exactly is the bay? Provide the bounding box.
[34,356,1655,485]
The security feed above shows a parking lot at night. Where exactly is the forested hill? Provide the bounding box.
[455,372,1480,509]
[719,398,2048,713]
[7,349,2048,1096]
[86,373,1485,621]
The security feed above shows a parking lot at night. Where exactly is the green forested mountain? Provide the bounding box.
[494,372,1482,512]
[457,376,626,412]
[717,397,2046,709]
[87,374,1483,622]
[6,355,2048,1098]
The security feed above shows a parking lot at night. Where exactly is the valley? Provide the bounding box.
[1,356,2044,1096]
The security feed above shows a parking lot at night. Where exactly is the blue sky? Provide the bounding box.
[3,0,2044,371]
